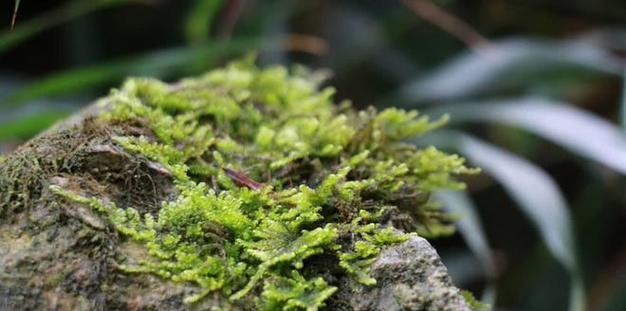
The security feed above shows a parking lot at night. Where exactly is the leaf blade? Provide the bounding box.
[435,190,497,305]
[436,190,496,279]
[423,131,584,311]
[0,37,263,110]
[426,97,626,173]
[185,0,225,44]
[0,110,70,140]
[395,37,622,103]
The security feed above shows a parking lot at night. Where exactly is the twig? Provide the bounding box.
[223,167,265,190]
[217,0,245,39]
[400,0,492,54]
[11,0,21,30]
[283,34,329,56]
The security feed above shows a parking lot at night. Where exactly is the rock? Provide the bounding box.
[330,236,471,311]
[0,118,200,311]
[0,104,473,309]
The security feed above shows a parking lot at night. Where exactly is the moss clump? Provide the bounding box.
[52,57,477,310]
[461,290,490,311]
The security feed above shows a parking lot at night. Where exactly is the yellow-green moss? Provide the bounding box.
[52,57,477,310]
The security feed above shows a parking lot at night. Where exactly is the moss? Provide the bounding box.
[461,290,490,311]
[260,271,337,311]
[338,224,410,286]
[50,57,477,310]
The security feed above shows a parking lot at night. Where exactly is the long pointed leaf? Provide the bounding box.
[1,37,263,110]
[436,190,497,305]
[396,37,622,103]
[0,110,70,140]
[423,131,584,311]
[436,190,496,278]
[185,0,225,44]
[426,97,626,173]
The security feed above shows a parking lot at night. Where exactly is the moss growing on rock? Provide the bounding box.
[2,57,477,310]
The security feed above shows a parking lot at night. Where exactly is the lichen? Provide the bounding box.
[50,57,477,310]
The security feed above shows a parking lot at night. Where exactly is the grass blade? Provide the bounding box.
[185,0,225,44]
[426,97,626,173]
[0,109,70,140]
[0,37,263,110]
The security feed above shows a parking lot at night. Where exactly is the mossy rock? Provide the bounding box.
[0,58,474,311]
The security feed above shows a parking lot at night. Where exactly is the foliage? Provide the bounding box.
[51,59,475,309]
[403,37,626,311]
[461,290,490,311]
[6,1,626,309]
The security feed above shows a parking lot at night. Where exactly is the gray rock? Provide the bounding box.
[329,236,471,311]
[0,104,472,311]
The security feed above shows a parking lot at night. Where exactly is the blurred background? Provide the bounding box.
[1,1,626,310]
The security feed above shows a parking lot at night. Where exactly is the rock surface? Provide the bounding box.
[0,119,207,311]
[0,106,471,311]
[330,236,471,311]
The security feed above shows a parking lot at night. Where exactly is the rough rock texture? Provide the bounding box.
[0,117,232,310]
[329,236,471,311]
[0,105,471,310]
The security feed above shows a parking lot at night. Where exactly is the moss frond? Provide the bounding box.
[260,271,337,311]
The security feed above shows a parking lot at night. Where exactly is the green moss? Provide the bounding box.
[338,223,410,286]
[260,271,337,311]
[461,290,490,311]
[51,57,477,310]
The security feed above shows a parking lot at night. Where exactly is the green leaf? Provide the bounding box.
[436,190,497,306]
[185,0,224,44]
[435,190,495,278]
[424,131,584,311]
[395,37,621,103]
[0,109,70,140]
[426,97,626,173]
[1,37,263,110]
